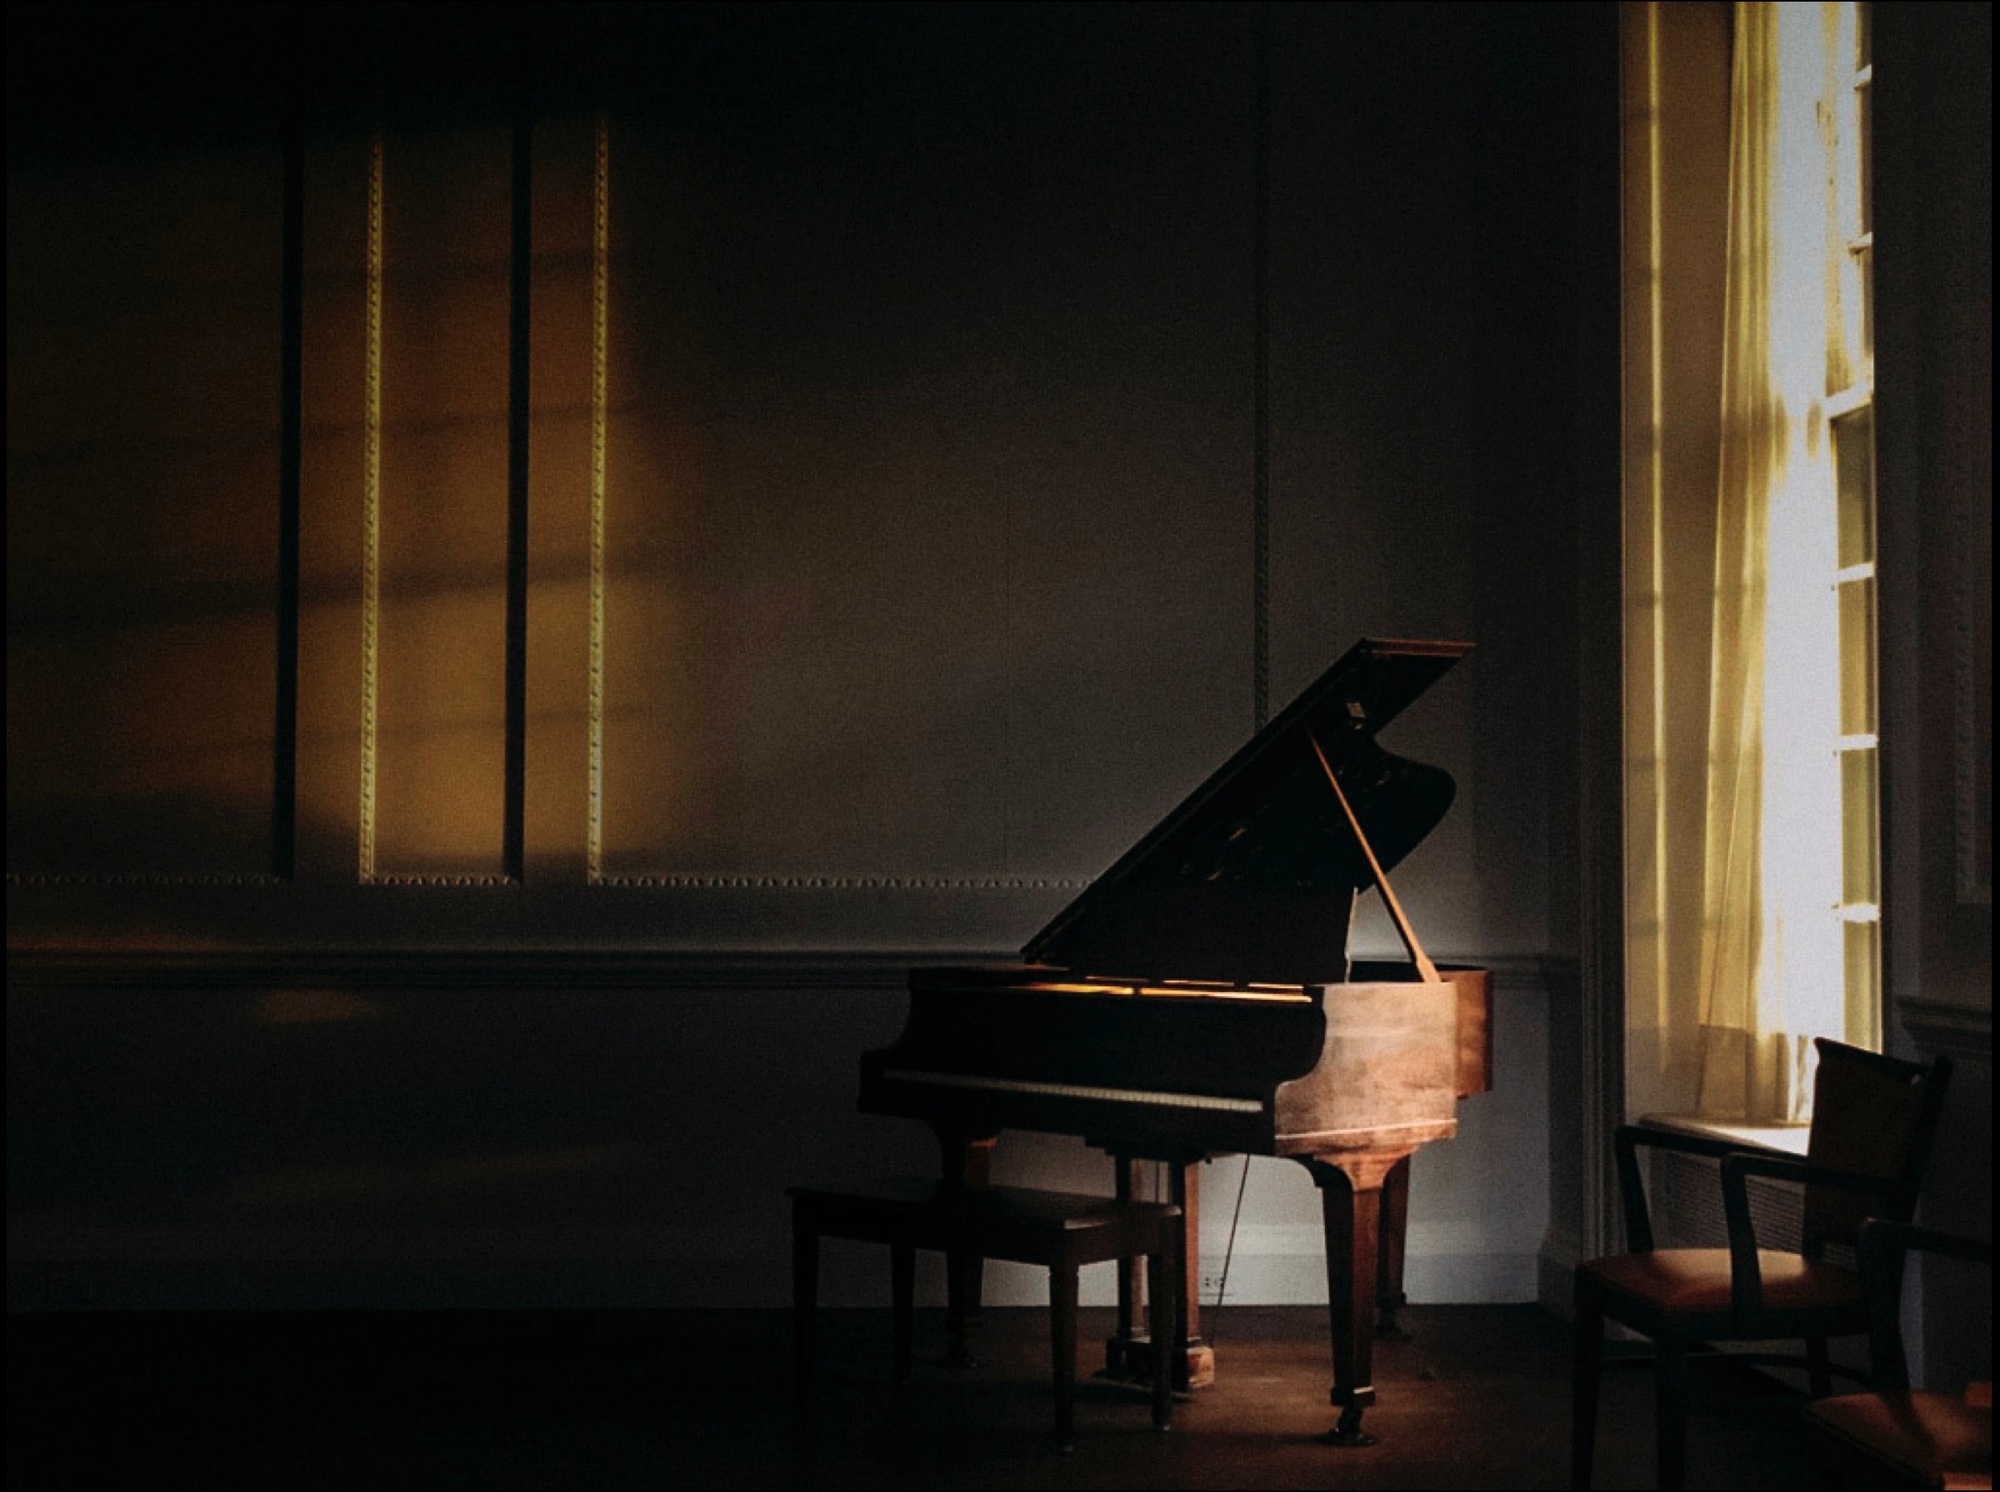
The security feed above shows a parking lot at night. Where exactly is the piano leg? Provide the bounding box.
[1103,1158,1215,1391]
[1301,1156,1390,1447]
[1376,1155,1413,1341]
[1113,1157,1141,1363]
[1167,1162,1215,1389]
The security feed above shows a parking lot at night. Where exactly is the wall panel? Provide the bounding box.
[372,127,516,881]
[6,1,1572,954]
[594,7,1257,888]
[7,145,285,879]
[8,0,1591,1317]
[1264,3,1576,960]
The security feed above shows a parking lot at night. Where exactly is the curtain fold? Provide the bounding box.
[1695,2,1853,1121]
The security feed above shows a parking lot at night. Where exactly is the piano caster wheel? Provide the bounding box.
[1316,1409,1377,1448]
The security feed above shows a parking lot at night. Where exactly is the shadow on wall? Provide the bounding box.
[6,965,946,1311]
[5,795,286,882]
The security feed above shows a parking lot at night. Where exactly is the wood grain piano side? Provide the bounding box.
[1272,978,1461,1148]
[1347,960,1495,1099]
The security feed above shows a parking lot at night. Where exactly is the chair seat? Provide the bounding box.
[1802,1389,1993,1490]
[1580,1247,1863,1314]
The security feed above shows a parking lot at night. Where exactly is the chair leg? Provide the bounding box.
[1655,1335,1691,1492]
[1805,1333,1831,1397]
[1051,1262,1079,1450]
[891,1242,915,1383]
[1570,1276,1604,1490]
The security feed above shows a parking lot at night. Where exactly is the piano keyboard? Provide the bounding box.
[882,1067,1268,1114]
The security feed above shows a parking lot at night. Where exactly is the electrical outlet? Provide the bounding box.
[1198,1271,1229,1299]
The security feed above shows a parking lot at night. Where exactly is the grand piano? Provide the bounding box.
[858,637,1491,1445]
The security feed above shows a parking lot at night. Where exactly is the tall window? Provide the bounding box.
[1826,2,1879,1064]
[1622,2,1878,1125]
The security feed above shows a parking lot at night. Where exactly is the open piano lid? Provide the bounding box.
[1022,637,1470,986]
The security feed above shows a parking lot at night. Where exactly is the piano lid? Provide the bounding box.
[1021,637,1470,986]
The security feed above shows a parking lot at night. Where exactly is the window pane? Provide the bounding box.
[1853,241,1873,365]
[1857,82,1873,238]
[1843,915,1881,1049]
[1841,748,1880,906]
[1838,576,1877,736]
[1834,405,1875,570]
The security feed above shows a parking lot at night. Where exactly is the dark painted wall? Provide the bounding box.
[13,2,1587,1309]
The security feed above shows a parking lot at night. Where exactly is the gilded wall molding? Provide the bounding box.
[594,875,1090,889]
[363,874,520,888]
[587,115,611,885]
[358,133,385,883]
[4,875,286,887]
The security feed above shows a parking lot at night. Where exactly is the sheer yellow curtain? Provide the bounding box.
[1695,2,1857,1121]
[1620,1,1730,1123]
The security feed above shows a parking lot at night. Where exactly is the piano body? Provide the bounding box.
[858,637,1491,1445]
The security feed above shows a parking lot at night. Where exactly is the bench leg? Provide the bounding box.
[892,1242,915,1383]
[1146,1246,1174,1430]
[792,1214,819,1428]
[1051,1262,1079,1450]
[945,1247,979,1366]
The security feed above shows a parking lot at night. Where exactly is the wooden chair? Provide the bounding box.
[1571,1038,1953,1490]
[788,1178,1179,1449]
[1800,1220,1992,1490]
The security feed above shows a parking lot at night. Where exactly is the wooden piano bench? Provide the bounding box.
[787,1178,1181,1449]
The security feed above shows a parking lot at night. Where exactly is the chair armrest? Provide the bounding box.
[1854,1220,1993,1391]
[1720,1151,1910,1192]
[1716,1153,1903,1320]
[1614,1123,1772,1253]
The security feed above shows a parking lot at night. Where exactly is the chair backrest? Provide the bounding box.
[1801,1038,1952,1258]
